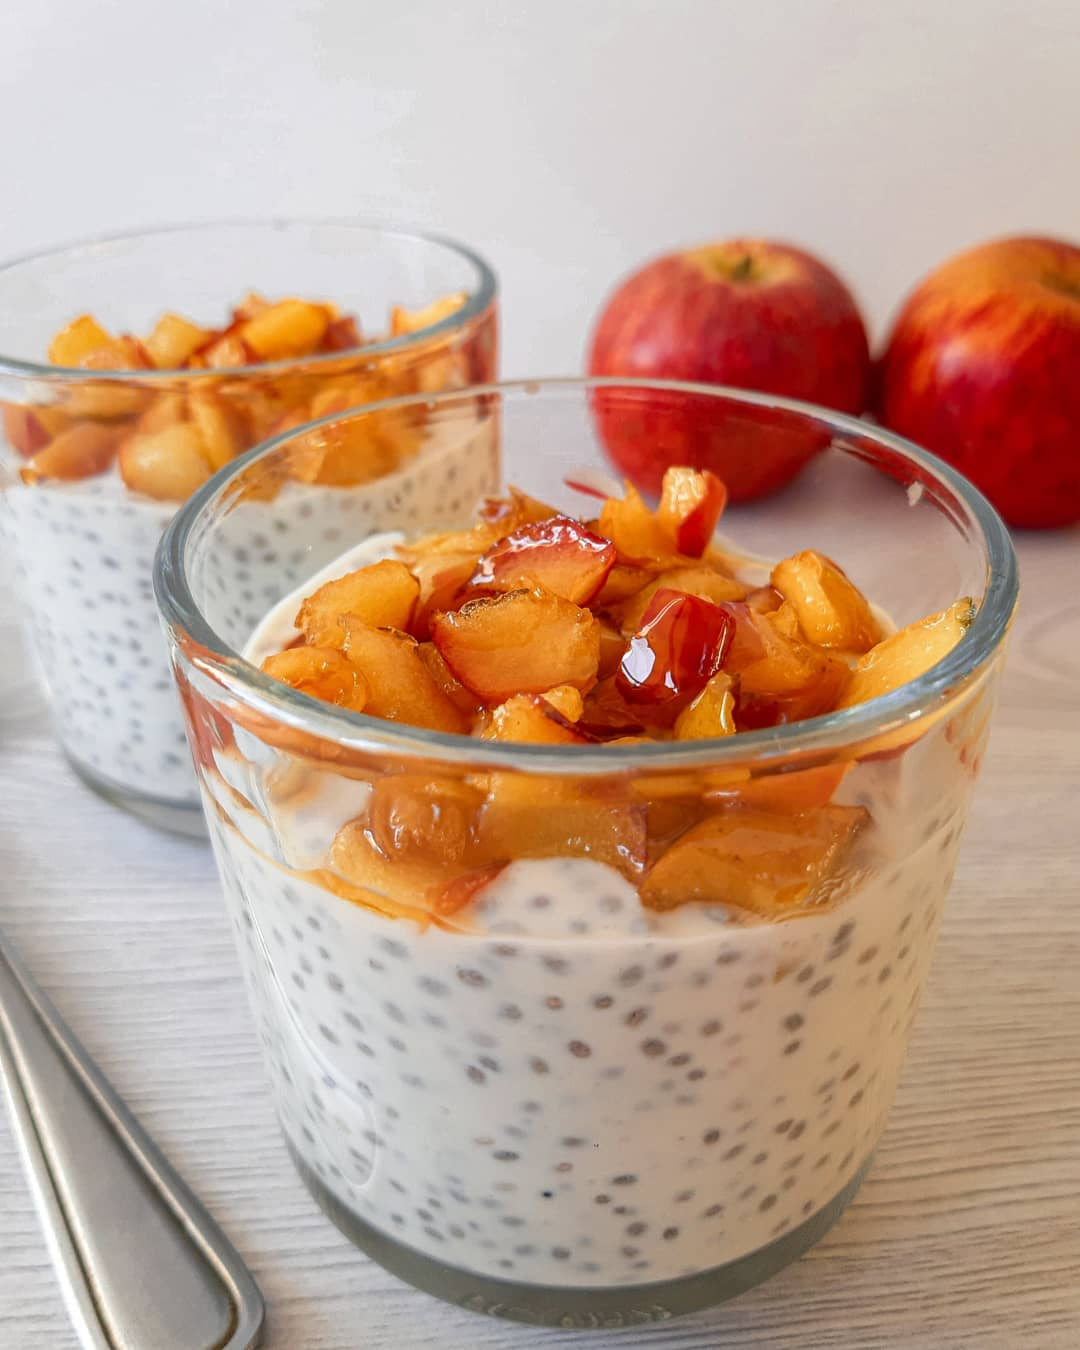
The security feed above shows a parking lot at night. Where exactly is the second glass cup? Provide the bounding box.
[155,379,1017,1324]
[0,221,497,832]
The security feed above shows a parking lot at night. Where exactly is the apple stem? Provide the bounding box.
[731,255,754,282]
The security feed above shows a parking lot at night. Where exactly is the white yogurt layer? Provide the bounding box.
[204,526,978,1289]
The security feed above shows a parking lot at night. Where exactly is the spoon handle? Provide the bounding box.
[0,934,264,1349]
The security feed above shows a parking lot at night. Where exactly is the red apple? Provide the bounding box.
[876,236,1080,529]
[587,239,871,502]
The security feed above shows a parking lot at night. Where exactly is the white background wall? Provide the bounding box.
[3,0,1077,374]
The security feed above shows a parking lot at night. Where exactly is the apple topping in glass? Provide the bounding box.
[6,290,469,500]
[256,466,974,921]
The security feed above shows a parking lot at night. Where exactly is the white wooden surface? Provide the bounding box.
[0,528,1077,1350]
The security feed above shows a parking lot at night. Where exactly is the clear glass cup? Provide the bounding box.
[155,378,1017,1325]
[0,221,498,833]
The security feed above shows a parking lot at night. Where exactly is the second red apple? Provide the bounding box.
[588,239,871,502]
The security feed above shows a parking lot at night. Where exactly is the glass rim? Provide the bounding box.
[155,376,1019,776]
[0,217,498,383]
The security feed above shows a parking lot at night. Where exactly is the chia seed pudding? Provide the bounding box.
[179,523,977,1295]
[200,714,967,1292]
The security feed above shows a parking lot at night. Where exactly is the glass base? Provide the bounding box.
[65,751,207,839]
[289,1140,872,1328]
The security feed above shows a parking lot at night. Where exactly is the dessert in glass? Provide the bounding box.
[155,379,1017,1325]
[0,222,497,832]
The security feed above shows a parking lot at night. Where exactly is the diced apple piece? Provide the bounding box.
[331,818,444,909]
[839,599,974,708]
[469,515,616,604]
[417,642,482,716]
[578,676,647,739]
[432,588,600,702]
[410,552,481,637]
[593,562,654,606]
[389,292,467,336]
[657,467,728,556]
[47,314,111,366]
[61,336,155,419]
[597,622,627,678]
[305,376,366,421]
[598,482,673,562]
[482,694,587,745]
[674,673,736,740]
[76,335,154,372]
[541,684,584,722]
[708,762,851,813]
[641,805,867,915]
[231,292,271,322]
[477,486,557,530]
[368,773,484,864]
[2,403,67,457]
[145,313,211,368]
[200,332,258,369]
[772,550,880,652]
[117,423,214,501]
[296,560,419,646]
[342,621,468,733]
[721,601,853,725]
[261,646,368,709]
[615,565,749,633]
[134,393,187,436]
[321,315,362,352]
[616,588,733,706]
[240,299,330,360]
[187,391,250,470]
[20,422,122,483]
[475,785,647,877]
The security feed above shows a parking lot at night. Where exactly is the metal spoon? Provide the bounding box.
[0,931,264,1349]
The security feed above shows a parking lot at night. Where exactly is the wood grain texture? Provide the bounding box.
[0,528,1077,1350]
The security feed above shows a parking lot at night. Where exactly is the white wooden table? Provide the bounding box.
[1,528,1077,1350]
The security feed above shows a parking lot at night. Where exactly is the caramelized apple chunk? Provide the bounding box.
[477,486,557,529]
[117,424,214,501]
[673,673,736,740]
[295,560,420,646]
[145,313,211,369]
[432,588,601,701]
[261,646,368,709]
[187,392,250,470]
[721,602,852,726]
[469,515,616,604]
[368,773,484,864]
[240,299,330,360]
[640,804,867,915]
[540,684,585,722]
[482,694,587,745]
[839,599,974,707]
[616,588,733,706]
[47,315,112,367]
[598,483,675,563]
[475,783,647,877]
[342,621,468,733]
[615,565,748,634]
[20,423,122,483]
[771,550,880,652]
[657,467,728,556]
